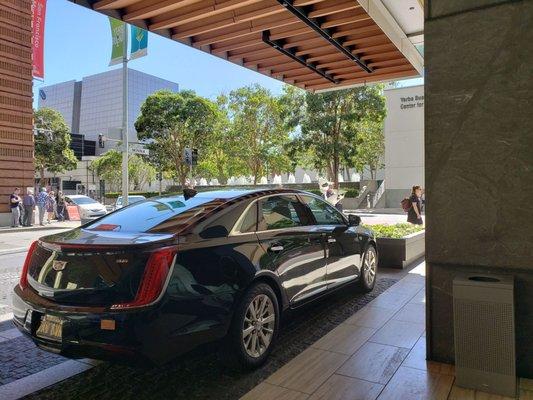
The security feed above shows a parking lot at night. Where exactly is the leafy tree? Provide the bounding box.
[34,108,77,183]
[134,90,219,187]
[224,84,291,184]
[286,85,386,188]
[354,119,385,180]
[90,150,156,191]
[194,94,247,185]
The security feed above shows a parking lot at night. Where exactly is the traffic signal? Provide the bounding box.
[183,148,192,165]
[98,134,105,148]
[191,148,198,166]
[156,172,162,181]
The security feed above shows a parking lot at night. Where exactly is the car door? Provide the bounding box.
[253,194,328,305]
[300,195,361,288]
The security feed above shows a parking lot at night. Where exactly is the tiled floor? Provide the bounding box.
[241,262,533,400]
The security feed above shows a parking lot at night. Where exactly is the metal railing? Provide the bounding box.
[372,180,385,208]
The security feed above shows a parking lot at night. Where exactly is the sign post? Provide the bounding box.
[121,22,129,207]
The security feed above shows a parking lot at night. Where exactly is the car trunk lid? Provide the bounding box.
[26,229,175,307]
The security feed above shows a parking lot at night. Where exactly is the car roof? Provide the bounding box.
[143,188,313,205]
[66,195,91,199]
[155,188,311,202]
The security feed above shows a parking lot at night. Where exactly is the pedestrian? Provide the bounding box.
[36,187,48,226]
[9,187,21,227]
[46,191,56,224]
[22,188,35,226]
[56,191,65,222]
[407,185,424,225]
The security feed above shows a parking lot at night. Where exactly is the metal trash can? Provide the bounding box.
[453,274,516,397]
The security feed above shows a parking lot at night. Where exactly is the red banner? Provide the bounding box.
[32,0,47,79]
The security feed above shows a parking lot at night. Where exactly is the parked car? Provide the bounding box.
[12,189,377,367]
[65,195,107,224]
[113,195,146,211]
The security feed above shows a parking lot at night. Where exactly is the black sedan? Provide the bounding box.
[12,189,378,367]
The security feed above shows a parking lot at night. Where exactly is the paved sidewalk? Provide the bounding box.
[241,262,532,400]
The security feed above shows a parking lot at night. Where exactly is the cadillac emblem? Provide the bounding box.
[52,260,67,271]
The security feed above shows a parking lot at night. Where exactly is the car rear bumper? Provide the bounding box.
[12,285,228,365]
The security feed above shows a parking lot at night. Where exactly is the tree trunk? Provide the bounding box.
[333,144,339,190]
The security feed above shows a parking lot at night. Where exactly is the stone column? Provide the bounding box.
[0,0,35,225]
[425,0,533,377]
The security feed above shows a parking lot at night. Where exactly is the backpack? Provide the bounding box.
[401,197,412,212]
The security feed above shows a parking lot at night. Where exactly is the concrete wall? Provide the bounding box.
[425,0,533,378]
[384,85,424,207]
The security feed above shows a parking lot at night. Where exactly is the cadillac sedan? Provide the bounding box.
[12,189,378,368]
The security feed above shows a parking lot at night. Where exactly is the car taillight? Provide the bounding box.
[110,247,176,310]
[19,240,38,290]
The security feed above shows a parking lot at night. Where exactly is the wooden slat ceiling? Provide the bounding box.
[81,0,420,91]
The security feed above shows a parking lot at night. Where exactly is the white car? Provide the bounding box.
[65,195,107,224]
[114,195,146,210]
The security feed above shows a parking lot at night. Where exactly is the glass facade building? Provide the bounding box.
[38,68,179,154]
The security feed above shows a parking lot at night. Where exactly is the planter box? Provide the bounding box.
[377,230,425,269]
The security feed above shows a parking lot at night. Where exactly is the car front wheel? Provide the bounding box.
[226,282,279,369]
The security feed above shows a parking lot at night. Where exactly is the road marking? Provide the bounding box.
[0,360,94,400]
[0,328,22,340]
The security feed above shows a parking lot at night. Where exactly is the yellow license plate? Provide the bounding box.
[36,315,63,341]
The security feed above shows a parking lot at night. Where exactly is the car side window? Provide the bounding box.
[258,195,305,231]
[302,196,346,226]
[237,202,258,233]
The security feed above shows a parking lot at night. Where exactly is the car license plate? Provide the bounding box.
[36,314,64,341]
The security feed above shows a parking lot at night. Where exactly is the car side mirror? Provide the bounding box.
[348,214,361,227]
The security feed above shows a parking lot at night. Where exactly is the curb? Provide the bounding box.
[0,247,27,256]
[0,225,75,234]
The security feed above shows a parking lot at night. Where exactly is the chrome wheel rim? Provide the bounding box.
[363,249,377,286]
[243,294,275,358]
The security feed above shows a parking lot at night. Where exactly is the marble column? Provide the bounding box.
[425,0,533,377]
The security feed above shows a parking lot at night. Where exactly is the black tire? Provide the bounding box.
[357,244,378,292]
[225,282,280,369]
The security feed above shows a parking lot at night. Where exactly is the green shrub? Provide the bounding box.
[344,189,359,198]
[365,223,424,239]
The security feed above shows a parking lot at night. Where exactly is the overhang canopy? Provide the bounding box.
[72,0,423,92]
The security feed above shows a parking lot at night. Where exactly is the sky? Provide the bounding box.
[32,0,423,108]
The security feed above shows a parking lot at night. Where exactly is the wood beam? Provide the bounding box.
[123,0,194,21]
[309,70,419,91]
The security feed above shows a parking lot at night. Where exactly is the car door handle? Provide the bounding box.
[327,238,336,243]
[269,245,284,252]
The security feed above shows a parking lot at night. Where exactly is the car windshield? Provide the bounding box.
[85,196,218,233]
[116,196,145,206]
[70,197,99,205]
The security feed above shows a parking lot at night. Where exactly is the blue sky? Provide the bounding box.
[33,0,422,108]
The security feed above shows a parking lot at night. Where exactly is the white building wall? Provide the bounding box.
[384,85,424,207]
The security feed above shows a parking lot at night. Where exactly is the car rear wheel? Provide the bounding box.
[358,245,377,292]
[226,282,279,369]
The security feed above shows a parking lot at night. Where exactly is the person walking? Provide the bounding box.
[56,191,65,222]
[46,191,56,224]
[22,188,35,226]
[9,188,21,227]
[407,185,423,225]
[36,187,48,226]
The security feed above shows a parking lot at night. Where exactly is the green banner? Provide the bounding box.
[109,17,125,66]
[130,26,148,60]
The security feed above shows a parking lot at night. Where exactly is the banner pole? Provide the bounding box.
[121,22,129,207]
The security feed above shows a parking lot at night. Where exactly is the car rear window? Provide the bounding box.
[84,196,216,233]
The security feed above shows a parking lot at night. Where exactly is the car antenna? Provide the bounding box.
[183,188,197,200]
